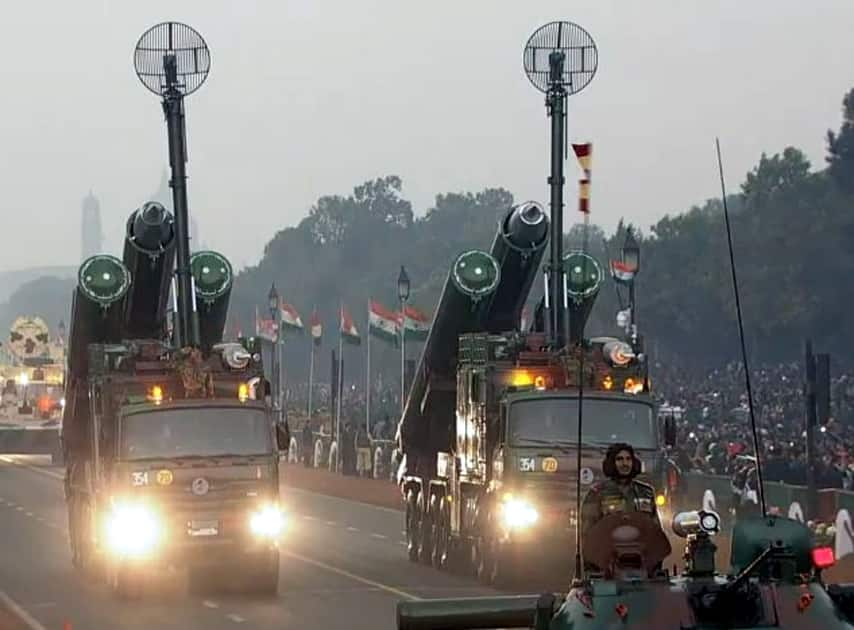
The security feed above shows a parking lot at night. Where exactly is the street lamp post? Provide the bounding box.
[397,266,410,417]
[621,229,640,343]
[268,284,280,424]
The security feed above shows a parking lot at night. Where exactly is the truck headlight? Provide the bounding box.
[500,496,539,529]
[250,504,285,538]
[105,501,161,557]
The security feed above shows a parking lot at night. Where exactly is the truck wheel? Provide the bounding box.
[475,538,495,585]
[418,507,434,565]
[109,562,142,599]
[243,550,279,596]
[405,493,420,562]
[431,504,449,570]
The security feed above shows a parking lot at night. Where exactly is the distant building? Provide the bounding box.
[81,190,103,261]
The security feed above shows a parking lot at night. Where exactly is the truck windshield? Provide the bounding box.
[508,397,655,449]
[120,406,272,460]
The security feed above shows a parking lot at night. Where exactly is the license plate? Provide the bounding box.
[188,520,219,537]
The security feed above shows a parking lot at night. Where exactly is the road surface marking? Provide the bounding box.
[284,486,402,515]
[226,613,246,623]
[25,512,33,517]
[0,590,48,630]
[346,526,359,532]
[325,520,337,526]
[202,600,219,609]
[282,550,421,601]
[0,456,63,481]
[302,514,315,520]
[6,502,15,507]
[399,541,408,547]
[15,506,23,511]
[371,533,387,539]
[35,517,44,522]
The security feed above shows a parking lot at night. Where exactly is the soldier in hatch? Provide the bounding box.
[581,442,661,536]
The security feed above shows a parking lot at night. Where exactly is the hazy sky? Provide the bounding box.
[1,1,852,273]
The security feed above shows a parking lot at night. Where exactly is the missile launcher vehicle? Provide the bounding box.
[396,203,679,587]
[63,222,286,599]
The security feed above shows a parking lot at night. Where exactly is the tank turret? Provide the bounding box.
[483,201,549,333]
[398,249,500,465]
[190,250,233,352]
[67,255,131,376]
[121,202,176,339]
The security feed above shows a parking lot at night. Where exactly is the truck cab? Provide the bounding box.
[65,340,286,597]
[411,333,675,586]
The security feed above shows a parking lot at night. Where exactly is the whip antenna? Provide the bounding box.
[715,138,766,517]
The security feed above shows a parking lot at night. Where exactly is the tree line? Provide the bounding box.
[4,87,854,383]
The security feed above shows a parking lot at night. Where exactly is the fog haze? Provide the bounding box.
[1,0,852,272]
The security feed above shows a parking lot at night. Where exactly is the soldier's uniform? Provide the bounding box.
[581,477,660,535]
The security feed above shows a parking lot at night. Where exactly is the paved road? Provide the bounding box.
[0,455,512,630]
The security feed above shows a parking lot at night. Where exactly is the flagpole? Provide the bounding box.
[307,333,315,419]
[335,302,344,473]
[366,299,372,438]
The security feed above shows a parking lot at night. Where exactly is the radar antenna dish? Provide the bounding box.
[134,22,210,97]
[523,21,597,95]
[133,22,210,349]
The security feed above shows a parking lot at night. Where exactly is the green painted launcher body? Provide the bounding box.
[190,250,233,351]
[398,249,501,469]
[67,254,131,376]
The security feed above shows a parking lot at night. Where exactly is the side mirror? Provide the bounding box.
[664,416,677,447]
[275,422,289,451]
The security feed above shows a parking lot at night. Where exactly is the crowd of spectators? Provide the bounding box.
[654,360,854,489]
[278,358,854,489]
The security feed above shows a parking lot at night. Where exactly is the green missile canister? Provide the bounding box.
[564,250,602,345]
[67,254,131,376]
[190,250,233,351]
[399,249,500,462]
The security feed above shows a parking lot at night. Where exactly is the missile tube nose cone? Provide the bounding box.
[78,255,131,306]
[518,201,546,226]
[190,251,233,300]
[504,202,549,252]
[140,201,166,226]
[451,250,501,298]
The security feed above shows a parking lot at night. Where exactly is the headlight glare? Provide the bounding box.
[501,497,539,529]
[105,501,161,557]
[250,504,284,537]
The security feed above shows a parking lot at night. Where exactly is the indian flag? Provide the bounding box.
[310,309,322,346]
[369,299,398,345]
[609,260,637,284]
[340,306,360,345]
[279,301,304,331]
[400,305,429,341]
[254,306,277,342]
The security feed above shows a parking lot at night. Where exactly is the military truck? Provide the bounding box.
[63,204,287,597]
[397,203,678,585]
[0,316,65,463]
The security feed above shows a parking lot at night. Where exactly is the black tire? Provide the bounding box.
[418,504,433,565]
[109,562,142,599]
[243,550,280,596]
[431,502,449,570]
[475,537,494,584]
[405,492,420,562]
